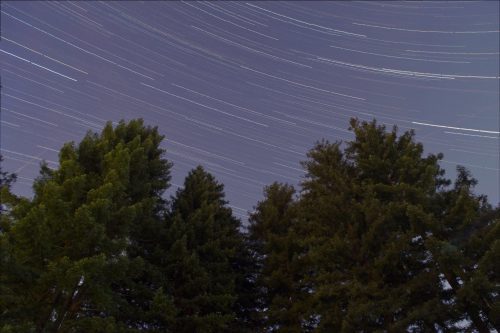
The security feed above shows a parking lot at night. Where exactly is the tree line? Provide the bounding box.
[0,118,498,332]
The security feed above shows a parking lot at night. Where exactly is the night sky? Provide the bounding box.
[1,1,499,220]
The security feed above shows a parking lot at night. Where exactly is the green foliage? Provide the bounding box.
[424,167,499,333]
[294,119,451,332]
[160,166,252,333]
[0,120,172,332]
[0,155,17,191]
[248,183,306,332]
[250,119,498,332]
[1,118,497,333]
[0,154,18,225]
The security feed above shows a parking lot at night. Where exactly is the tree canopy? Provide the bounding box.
[160,166,250,332]
[1,119,173,332]
[1,118,497,333]
[249,119,498,332]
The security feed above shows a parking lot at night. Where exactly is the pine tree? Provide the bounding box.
[294,120,437,331]
[468,207,500,330]
[280,118,497,332]
[426,166,499,332]
[0,120,172,332]
[161,166,249,332]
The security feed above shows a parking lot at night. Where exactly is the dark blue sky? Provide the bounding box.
[1,1,499,219]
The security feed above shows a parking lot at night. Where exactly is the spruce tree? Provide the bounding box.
[162,166,249,332]
[248,183,306,332]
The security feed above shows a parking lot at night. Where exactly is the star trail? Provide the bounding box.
[1,1,499,219]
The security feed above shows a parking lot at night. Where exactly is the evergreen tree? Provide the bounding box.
[161,166,250,332]
[252,118,497,332]
[248,183,305,332]
[1,117,497,333]
[0,120,172,332]
[426,166,499,332]
[0,156,27,332]
[291,119,449,331]
[0,154,18,229]
[0,155,16,192]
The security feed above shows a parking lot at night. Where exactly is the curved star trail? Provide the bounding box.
[1,1,499,220]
